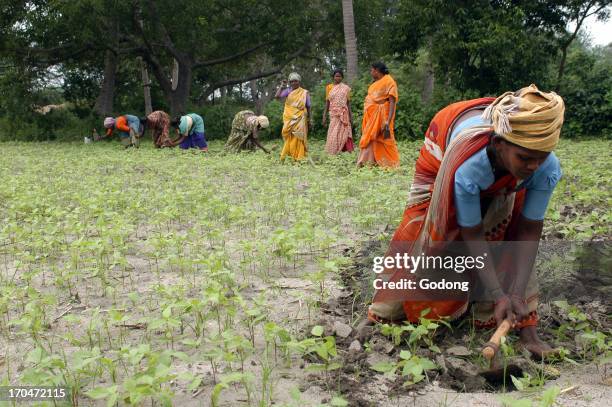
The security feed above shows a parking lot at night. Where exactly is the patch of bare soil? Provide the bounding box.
[1,232,346,406]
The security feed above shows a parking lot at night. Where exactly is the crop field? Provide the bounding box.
[0,139,610,406]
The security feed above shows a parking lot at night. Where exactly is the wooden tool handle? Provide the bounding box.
[482,319,512,360]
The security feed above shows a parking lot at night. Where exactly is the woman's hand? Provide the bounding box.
[321,115,326,126]
[510,295,530,322]
[383,121,391,139]
[493,294,515,326]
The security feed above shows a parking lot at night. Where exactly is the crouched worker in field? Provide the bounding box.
[225,111,270,153]
[367,84,564,359]
[143,110,171,148]
[167,113,208,151]
[102,115,143,148]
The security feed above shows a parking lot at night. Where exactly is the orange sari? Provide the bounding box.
[369,98,538,328]
[357,75,400,168]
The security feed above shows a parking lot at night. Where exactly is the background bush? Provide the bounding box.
[1,43,610,142]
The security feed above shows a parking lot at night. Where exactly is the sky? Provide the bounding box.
[581,14,611,46]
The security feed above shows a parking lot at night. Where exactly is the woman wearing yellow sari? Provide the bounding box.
[275,72,311,161]
[357,62,401,168]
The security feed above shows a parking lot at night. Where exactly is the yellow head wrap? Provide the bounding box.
[482,84,565,152]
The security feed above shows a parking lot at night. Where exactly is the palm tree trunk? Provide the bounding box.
[341,0,358,83]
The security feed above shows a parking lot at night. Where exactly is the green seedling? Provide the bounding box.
[0,140,606,406]
[370,349,437,386]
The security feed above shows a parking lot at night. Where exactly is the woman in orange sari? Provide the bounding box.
[322,69,354,154]
[367,85,565,358]
[275,72,311,161]
[357,62,400,168]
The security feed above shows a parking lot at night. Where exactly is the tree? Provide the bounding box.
[559,41,612,136]
[94,51,118,116]
[139,57,153,115]
[342,0,359,82]
[0,0,132,117]
[389,0,561,95]
[0,0,335,116]
[555,0,611,88]
[111,0,329,115]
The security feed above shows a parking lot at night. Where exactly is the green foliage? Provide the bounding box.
[1,0,610,140]
[560,43,612,137]
[384,0,611,138]
[370,349,437,386]
[551,300,611,361]
[0,139,423,404]
[547,140,611,239]
[287,325,342,373]
[510,372,549,392]
[262,99,285,140]
[378,308,447,354]
[307,61,444,142]
[0,106,99,142]
[390,0,559,93]
[498,385,561,407]
[373,310,443,386]
[188,103,255,141]
[211,372,253,407]
[0,123,609,404]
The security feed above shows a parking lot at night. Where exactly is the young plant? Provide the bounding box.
[370,349,437,386]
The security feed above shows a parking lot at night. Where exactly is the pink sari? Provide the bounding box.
[325,83,353,154]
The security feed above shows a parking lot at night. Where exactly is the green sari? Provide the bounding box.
[225,110,258,152]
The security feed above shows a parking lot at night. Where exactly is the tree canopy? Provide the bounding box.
[0,0,610,140]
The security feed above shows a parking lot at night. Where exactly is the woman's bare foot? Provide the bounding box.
[519,326,559,359]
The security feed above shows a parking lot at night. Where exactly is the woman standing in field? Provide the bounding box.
[101,114,143,148]
[225,111,270,153]
[143,110,171,148]
[322,69,354,154]
[167,113,208,151]
[275,72,311,161]
[357,62,400,168]
[367,84,564,358]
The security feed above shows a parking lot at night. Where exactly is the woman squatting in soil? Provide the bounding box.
[367,84,564,359]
